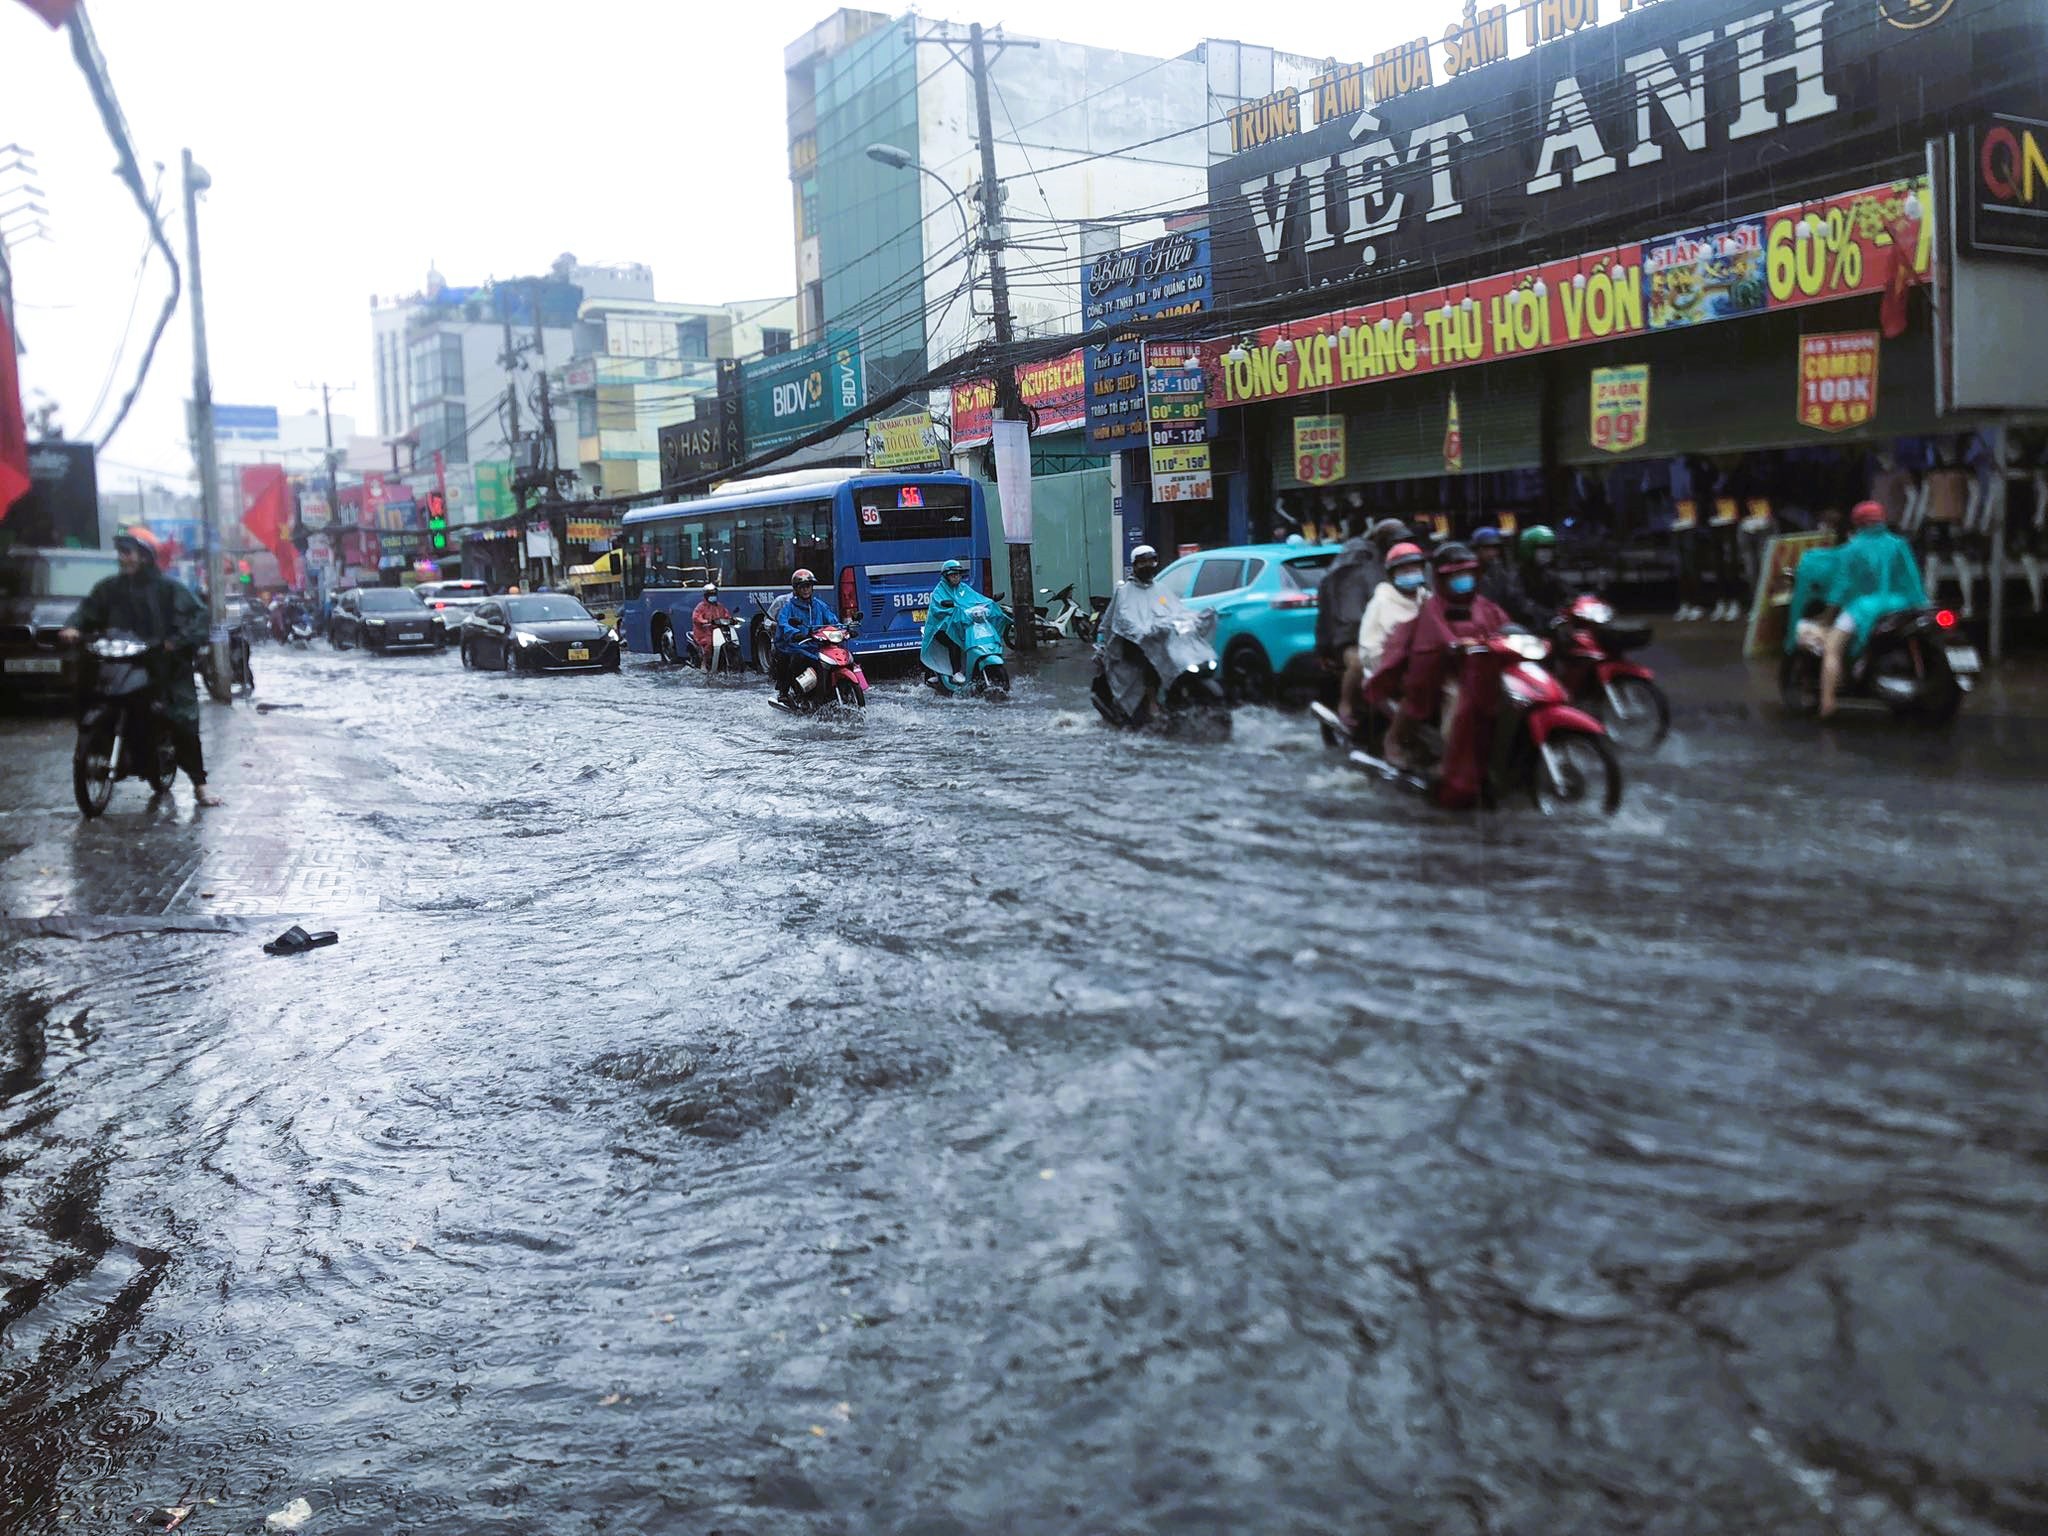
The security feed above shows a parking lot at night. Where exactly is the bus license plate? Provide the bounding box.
[1945,646,1980,673]
[568,645,590,662]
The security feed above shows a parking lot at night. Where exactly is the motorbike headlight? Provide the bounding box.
[515,630,539,647]
[1579,602,1615,626]
[1504,633,1550,661]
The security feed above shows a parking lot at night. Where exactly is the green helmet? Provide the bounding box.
[1519,525,1557,551]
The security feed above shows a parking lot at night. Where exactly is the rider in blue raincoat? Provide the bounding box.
[773,567,839,696]
[920,558,1006,684]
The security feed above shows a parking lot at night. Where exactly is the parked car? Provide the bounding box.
[415,579,491,633]
[329,586,442,654]
[459,594,621,674]
[0,546,121,702]
[1150,541,1340,703]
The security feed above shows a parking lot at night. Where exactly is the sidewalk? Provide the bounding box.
[0,699,455,923]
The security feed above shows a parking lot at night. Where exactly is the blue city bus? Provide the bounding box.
[618,467,995,668]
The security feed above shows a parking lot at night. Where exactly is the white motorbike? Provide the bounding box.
[691,616,745,678]
[1035,582,1101,644]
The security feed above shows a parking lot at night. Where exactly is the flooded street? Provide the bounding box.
[4,644,2048,1535]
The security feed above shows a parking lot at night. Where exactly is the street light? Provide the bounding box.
[865,142,975,269]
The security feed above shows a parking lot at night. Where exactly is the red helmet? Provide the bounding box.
[790,568,816,589]
[1851,500,1886,527]
[1384,541,1426,571]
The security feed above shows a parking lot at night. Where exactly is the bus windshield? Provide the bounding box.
[852,483,972,542]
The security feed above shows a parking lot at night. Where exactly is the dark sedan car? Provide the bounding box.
[459,595,620,674]
[0,547,122,702]
[329,586,443,654]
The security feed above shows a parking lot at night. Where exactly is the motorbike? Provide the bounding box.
[72,632,180,818]
[770,620,869,714]
[1547,595,1670,751]
[1035,583,1100,644]
[1779,604,1975,726]
[1310,632,1622,816]
[1091,608,1232,739]
[689,616,746,678]
[922,602,1011,698]
[287,614,316,648]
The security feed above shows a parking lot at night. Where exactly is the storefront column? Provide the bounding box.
[1990,420,2008,665]
[1539,354,1564,529]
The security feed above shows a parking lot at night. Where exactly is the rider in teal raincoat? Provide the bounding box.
[1783,542,1846,654]
[920,559,1007,683]
[1832,503,1927,651]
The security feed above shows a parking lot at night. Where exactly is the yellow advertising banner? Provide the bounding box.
[1589,364,1649,453]
[1292,415,1346,485]
[865,411,944,470]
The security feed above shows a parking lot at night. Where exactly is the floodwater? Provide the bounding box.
[4,643,2047,1535]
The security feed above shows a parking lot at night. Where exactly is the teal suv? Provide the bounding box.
[1151,541,1341,703]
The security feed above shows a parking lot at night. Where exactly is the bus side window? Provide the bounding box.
[797,502,832,577]
[623,543,647,599]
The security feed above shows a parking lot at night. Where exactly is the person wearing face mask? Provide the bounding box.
[1514,525,1573,628]
[1345,542,1429,734]
[1368,542,1511,771]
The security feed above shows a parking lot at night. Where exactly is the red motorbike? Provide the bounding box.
[770,621,868,714]
[1547,595,1670,752]
[1313,632,1622,815]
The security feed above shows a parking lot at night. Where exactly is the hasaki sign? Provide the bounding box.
[1590,364,1650,453]
[1205,177,1926,409]
[1796,331,1880,433]
[950,349,1087,448]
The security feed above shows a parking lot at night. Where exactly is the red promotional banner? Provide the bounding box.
[951,349,1087,447]
[0,308,28,519]
[1796,331,1881,434]
[1206,177,1929,411]
[15,0,80,25]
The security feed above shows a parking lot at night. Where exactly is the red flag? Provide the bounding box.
[16,0,80,25]
[1879,207,1925,341]
[0,309,29,520]
[240,464,301,587]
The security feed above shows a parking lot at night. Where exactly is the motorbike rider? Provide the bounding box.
[1319,518,1410,727]
[1507,525,1573,631]
[1353,542,1431,717]
[923,557,1004,685]
[1369,541,1512,772]
[1471,527,1529,622]
[773,567,840,698]
[57,532,223,807]
[690,580,736,665]
[1819,500,1929,718]
[1094,544,1185,719]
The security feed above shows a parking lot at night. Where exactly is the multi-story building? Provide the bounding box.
[784,10,1324,393]
[559,295,796,497]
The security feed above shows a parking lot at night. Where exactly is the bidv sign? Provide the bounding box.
[743,331,865,454]
[1206,0,1991,304]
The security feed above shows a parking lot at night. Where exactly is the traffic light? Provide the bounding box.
[237,559,253,586]
[425,491,448,552]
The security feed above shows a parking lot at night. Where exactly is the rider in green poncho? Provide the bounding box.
[1817,502,1927,717]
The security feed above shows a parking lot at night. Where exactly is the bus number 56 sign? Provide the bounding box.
[1590,364,1650,454]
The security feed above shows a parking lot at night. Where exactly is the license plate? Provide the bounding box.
[912,609,926,623]
[568,645,590,662]
[399,631,423,642]
[3,656,62,674]
[1945,645,1980,673]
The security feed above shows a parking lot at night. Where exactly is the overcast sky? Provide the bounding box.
[3,1,1458,491]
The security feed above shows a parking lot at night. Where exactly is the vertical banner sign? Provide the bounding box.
[991,419,1033,541]
[1143,342,1211,502]
[1292,415,1346,485]
[1796,331,1881,432]
[1443,389,1464,473]
[1589,365,1650,453]
[1083,228,1212,447]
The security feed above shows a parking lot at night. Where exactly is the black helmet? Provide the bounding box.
[1432,541,1479,575]
[1369,518,1411,551]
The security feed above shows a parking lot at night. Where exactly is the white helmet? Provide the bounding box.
[702,581,718,597]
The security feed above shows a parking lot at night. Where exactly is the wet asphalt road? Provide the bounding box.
[3,640,2047,1535]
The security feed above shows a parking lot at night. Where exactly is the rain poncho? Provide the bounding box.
[775,591,839,659]
[67,561,207,726]
[1833,526,1927,651]
[1095,576,1217,718]
[920,576,1004,676]
[1315,536,1380,655]
[1783,544,1845,654]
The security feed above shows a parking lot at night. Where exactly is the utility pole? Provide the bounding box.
[968,22,1035,650]
[531,282,557,589]
[499,295,527,585]
[319,383,339,604]
[182,148,231,703]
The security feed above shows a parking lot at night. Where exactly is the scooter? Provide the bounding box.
[923,603,1011,698]
[769,620,869,714]
[1091,610,1232,739]
[1310,632,1622,815]
[1779,604,1975,726]
[1547,595,1670,751]
[690,616,745,678]
[72,632,180,818]
[287,615,316,648]
[1035,583,1101,644]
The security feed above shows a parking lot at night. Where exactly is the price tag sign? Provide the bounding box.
[1589,364,1650,454]
[1291,414,1346,486]
[1796,331,1880,433]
